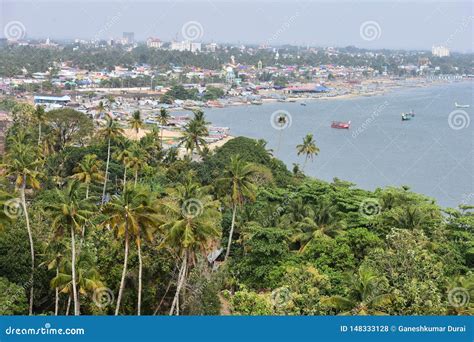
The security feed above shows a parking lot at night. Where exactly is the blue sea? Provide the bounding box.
[204,81,473,208]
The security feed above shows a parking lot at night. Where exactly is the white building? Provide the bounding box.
[147,38,163,48]
[432,46,450,57]
[170,41,201,52]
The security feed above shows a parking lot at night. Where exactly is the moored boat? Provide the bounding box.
[331,121,351,129]
[455,102,470,108]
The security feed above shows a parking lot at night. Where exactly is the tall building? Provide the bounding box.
[432,46,450,57]
[122,32,135,45]
[170,41,201,52]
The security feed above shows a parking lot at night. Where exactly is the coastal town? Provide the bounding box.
[1,35,472,150]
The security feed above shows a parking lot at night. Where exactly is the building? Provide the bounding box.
[147,37,163,48]
[432,46,450,57]
[122,32,135,45]
[170,41,201,52]
[34,95,71,105]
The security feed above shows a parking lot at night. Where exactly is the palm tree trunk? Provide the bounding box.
[302,157,308,171]
[224,203,237,261]
[115,225,129,315]
[54,265,59,316]
[169,252,187,315]
[134,169,138,188]
[102,137,111,204]
[38,123,42,146]
[160,128,164,148]
[20,183,34,315]
[70,225,80,315]
[137,237,142,316]
[85,183,89,199]
[123,165,127,191]
[65,295,71,315]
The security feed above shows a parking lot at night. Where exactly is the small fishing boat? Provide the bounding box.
[331,121,351,129]
[455,102,470,108]
[401,113,411,121]
[300,102,307,106]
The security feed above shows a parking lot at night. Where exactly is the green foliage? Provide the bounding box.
[0,277,28,315]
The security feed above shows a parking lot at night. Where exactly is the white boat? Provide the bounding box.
[455,102,470,108]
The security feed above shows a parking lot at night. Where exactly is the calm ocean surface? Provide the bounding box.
[204,81,473,208]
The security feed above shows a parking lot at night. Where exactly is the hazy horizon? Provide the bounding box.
[1,0,473,52]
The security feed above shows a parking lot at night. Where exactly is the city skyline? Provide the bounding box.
[1,0,473,52]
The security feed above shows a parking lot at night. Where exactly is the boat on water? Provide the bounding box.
[251,100,263,105]
[331,121,351,129]
[301,102,307,106]
[455,102,470,108]
[401,110,415,121]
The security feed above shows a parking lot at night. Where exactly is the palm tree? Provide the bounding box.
[157,108,171,148]
[45,180,93,315]
[296,134,319,171]
[323,265,392,315]
[101,186,158,315]
[158,177,221,315]
[2,141,41,315]
[114,148,132,191]
[127,143,149,188]
[33,105,46,145]
[217,155,258,260]
[71,154,104,199]
[178,112,209,155]
[97,115,124,204]
[129,110,144,137]
[51,252,104,315]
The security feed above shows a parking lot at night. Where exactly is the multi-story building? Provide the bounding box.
[432,45,450,57]
[147,38,163,48]
[170,41,201,52]
[122,32,135,45]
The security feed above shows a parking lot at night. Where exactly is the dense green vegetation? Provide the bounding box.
[0,102,472,316]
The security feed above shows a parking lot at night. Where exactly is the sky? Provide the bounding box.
[0,0,473,52]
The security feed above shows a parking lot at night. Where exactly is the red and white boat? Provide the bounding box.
[331,121,351,129]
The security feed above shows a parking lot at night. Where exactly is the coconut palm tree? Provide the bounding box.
[158,176,221,315]
[2,141,41,315]
[97,115,124,204]
[129,110,144,137]
[126,143,149,188]
[71,154,104,199]
[50,252,104,315]
[323,265,392,315]
[33,105,46,145]
[114,148,132,191]
[217,155,258,260]
[178,112,209,155]
[157,108,171,148]
[45,180,93,315]
[296,134,319,171]
[101,186,158,315]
